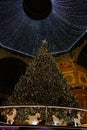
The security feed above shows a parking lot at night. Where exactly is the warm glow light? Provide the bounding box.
[32,120,38,125]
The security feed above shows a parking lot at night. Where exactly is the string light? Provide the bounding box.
[0,0,86,57]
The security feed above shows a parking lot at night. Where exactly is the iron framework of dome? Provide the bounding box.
[0,0,87,57]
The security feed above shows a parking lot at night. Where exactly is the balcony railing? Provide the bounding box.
[0,106,87,127]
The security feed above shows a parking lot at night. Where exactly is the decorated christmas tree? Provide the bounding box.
[2,40,79,125]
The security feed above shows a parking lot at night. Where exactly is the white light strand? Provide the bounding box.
[0,0,86,56]
[0,105,87,112]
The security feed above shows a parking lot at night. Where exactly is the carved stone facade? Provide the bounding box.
[58,63,87,87]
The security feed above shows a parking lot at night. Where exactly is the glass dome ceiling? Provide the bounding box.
[0,0,87,57]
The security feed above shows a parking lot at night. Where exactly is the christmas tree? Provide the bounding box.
[2,40,78,125]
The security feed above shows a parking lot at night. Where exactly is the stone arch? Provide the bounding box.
[0,57,27,102]
[77,43,87,68]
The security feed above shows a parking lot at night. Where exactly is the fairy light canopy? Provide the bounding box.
[0,0,87,57]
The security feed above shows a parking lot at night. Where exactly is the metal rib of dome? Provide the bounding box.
[0,0,87,57]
